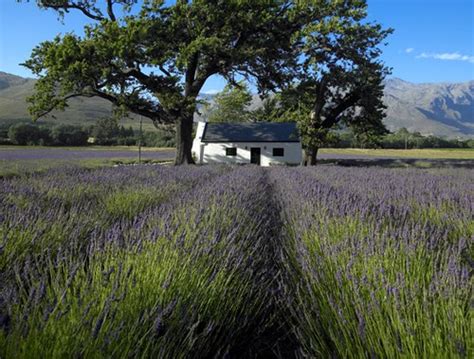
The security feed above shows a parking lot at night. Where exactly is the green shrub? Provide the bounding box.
[51,125,89,146]
[8,123,51,145]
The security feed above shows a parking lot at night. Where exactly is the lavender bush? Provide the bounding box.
[270,166,472,358]
[0,165,293,357]
[0,164,472,357]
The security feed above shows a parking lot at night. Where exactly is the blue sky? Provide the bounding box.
[0,0,472,94]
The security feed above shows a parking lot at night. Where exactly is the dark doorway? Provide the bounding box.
[250,147,261,165]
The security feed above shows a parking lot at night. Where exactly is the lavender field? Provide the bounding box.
[0,147,174,177]
[0,147,174,161]
[0,165,472,357]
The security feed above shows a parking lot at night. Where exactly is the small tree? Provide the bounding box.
[51,124,88,146]
[8,123,51,145]
[206,82,253,123]
[117,126,136,146]
[251,97,281,123]
[143,127,176,148]
[352,129,384,149]
[92,117,120,145]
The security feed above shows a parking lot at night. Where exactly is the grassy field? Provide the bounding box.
[0,163,472,357]
[320,148,474,159]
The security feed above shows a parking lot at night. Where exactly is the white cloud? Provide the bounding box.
[416,52,474,63]
[202,89,220,95]
[405,48,414,53]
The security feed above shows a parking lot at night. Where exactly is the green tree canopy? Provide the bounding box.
[22,0,392,165]
[91,117,120,145]
[22,0,302,164]
[7,123,50,145]
[51,124,89,146]
[251,97,282,123]
[277,0,392,164]
[205,82,252,123]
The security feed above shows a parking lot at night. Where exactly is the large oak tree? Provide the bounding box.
[23,0,301,164]
[278,0,392,165]
[23,1,391,165]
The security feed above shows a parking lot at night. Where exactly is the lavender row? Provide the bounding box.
[0,166,290,357]
[269,166,472,358]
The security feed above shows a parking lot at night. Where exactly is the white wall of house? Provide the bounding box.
[192,139,302,166]
[192,121,302,166]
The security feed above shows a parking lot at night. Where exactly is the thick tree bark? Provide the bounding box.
[174,114,195,165]
[173,53,204,165]
[303,147,319,166]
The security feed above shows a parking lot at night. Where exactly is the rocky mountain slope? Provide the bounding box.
[383,78,473,138]
[0,71,472,137]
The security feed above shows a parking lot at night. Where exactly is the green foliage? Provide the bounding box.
[250,97,282,122]
[0,124,9,144]
[22,0,305,163]
[205,82,253,123]
[7,123,90,146]
[142,128,175,148]
[91,117,137,146]
[382,128,470,149]
[323,127,473,149]
[1,119,178,148]
[275,0,392,160]
[51,124,88,146]
[91,117,121,145]
[8,123,51,145]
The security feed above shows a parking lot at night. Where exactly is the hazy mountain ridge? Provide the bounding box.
[0,71,472,138]
[382,78,474,138]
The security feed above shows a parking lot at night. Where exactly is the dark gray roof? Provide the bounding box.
[201,122,300,142]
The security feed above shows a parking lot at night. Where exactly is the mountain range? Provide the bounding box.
[383,78,473,138]
[0,71,472,138]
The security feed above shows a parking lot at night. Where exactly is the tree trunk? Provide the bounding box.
[304,146,319,166]
[302,150,308,166]
[174,114,195,165]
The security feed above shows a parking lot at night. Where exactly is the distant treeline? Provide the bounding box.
[328,128,474,149]
[0,120,472,149]
[0,118,175,147]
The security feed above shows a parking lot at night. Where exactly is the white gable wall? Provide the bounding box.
[192,141,302,166]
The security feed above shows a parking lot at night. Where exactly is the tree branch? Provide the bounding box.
[90,89,172,125]
[106,0,116,21]
[311,76,327,121]
[321,90,361,129]
[40,1,106,21]
[112,65,168,93]
[184,52,199,97]
[34,92,93,119]
[159,65,172,78]
[35,87,171,126]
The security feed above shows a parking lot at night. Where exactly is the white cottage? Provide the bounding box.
[192,122,302,166]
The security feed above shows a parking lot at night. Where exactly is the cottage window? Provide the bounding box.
[273,148,284,157]
[226,147,237,156]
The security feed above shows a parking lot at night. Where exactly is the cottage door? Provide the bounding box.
[250,147,261,165]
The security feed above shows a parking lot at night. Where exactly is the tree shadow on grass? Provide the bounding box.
[318,158,474,169]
